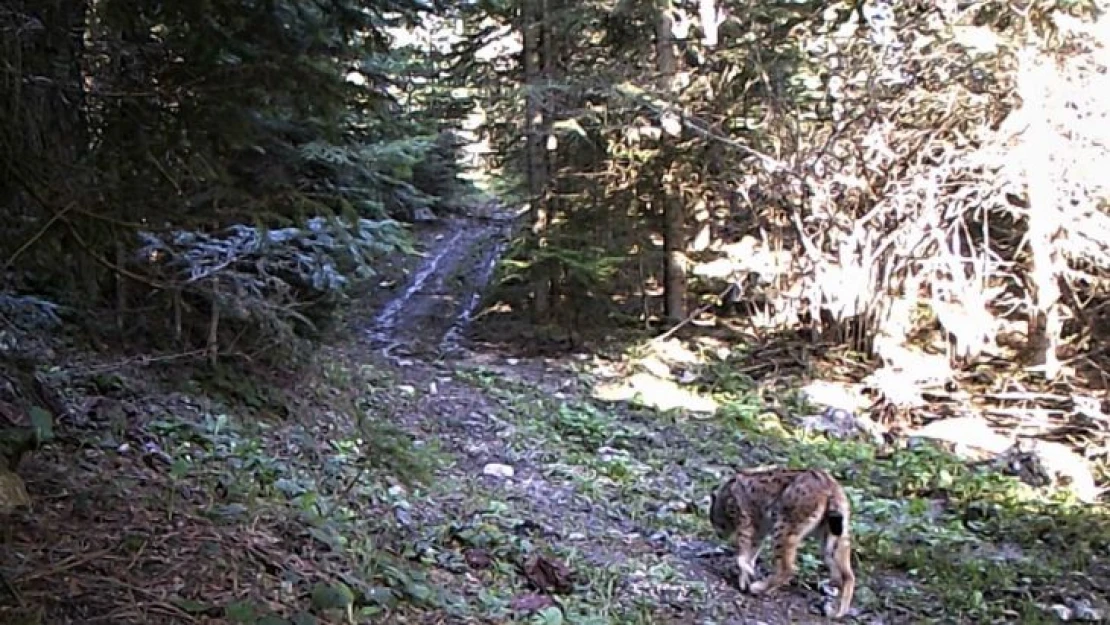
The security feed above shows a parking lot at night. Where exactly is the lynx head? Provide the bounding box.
[708,475,737,539]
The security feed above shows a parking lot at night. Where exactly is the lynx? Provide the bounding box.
[709,466,856,619]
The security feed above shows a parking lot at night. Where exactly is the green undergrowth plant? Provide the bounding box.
[135,360,446,621]
[451,363,1109,622]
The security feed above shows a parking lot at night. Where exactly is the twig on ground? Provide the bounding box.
[13,548,116,585]
[652,285,735,344]
[0,570,23,605]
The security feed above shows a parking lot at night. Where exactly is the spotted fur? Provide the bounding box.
[709,466,856,618]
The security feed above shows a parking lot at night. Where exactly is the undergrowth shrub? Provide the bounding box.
[134,217,414,362]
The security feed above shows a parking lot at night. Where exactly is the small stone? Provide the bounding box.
[413,207,437,223]
[1066,597,1103,621]
[482,463,515,478]
[0,470,31,512]
[1048,604,1073,621]
[394,507,413,527]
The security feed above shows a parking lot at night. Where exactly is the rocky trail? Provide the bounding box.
[2,211,1107,624]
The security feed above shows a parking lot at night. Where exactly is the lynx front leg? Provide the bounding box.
[748,527,800,596]
[734,532,760,592]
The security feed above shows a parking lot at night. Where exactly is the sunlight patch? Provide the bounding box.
[592,371,718,414]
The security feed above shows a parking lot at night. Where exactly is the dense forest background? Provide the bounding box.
[2,0,471,361]
[3,0,1110,623]
[5,0,1110,393]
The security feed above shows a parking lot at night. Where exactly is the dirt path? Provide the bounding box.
[366,214,511,361]
[352,215,835,624]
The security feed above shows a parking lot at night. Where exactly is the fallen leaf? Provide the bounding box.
[522,553,574,594]
[464,548,492,569]
[511,593,555,613]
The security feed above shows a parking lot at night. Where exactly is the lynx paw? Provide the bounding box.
[823,598,850,619]
[737,560,757,591]
[748,579,771,595]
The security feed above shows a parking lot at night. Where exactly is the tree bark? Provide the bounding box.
[698,0,720,48]
[655,0,686,322]
[2,1,92,295]
[1018,53,1065,380]
[663,190,687,322]
[522,0,551,318]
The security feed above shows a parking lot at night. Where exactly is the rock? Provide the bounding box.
[995,438,1100,503]
[0,469,31,512]
[482,462,515,478]
[1047,604,1072,621]
[799,407,885,445]
[522,553,574,594]
[412,207,437,223]
[1044,598,1101,622]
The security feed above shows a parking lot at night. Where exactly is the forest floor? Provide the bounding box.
[2,211,1109,624]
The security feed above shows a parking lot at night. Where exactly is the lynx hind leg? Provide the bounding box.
[825,483,856,618]
[748,509,823,596]
[818,527,841,586]
[825,532,855,618]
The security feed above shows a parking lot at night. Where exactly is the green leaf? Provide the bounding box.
[534,606,565,625]
[310,582,354,611]
[404,582,433,604]
[173,599,212,614]
[28,406,54,443]
[225,600,258,623]
[170,458,191,480]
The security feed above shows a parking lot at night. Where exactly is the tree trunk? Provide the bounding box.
[663,190,687,322]
[2,1,93,299]
[655,0,686,322]
[522,0,551,318]
[655,0,676,86]
[1018,53,1065,380]
[698,0,720,48]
